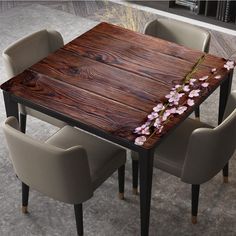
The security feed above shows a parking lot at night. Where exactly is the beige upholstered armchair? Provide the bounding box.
[144,18,210,53]
[3,117,126,235]
[2,29,66,132]
[132,90,236,224]
[130,18,212,195]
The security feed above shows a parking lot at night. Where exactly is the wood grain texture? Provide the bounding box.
[64,26,195,84]
[0,22,231,149]
[31,49,171,112]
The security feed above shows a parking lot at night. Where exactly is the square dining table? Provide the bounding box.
[1,22,234,235]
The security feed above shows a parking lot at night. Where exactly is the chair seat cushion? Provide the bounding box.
[46,126,126,190]
[154,118,212,177]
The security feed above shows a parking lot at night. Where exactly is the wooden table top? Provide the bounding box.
[1,22,233,150]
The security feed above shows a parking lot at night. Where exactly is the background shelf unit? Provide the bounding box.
[131,1,236,30]
[170,0,236,23]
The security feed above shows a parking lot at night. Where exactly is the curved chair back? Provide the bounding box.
[182,91,236,184]
[2,29,65,128]
[223,90,236,118]
[144,19,210,52]
[2,29,64,78]
[3,117,93,204]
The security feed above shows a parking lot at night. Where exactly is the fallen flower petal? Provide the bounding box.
[187,99,194,106]
[201,82,209,88]
[135,136,146,146]
[199,76,208,81]
[214,75,221,79]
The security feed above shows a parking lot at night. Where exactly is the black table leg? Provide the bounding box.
[218,71,233,183]
[139,149,154,236]
[22,182,29,214]
[218,70,233,124]
[3,91,19,120]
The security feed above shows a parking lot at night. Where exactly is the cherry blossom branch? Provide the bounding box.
[134,54,235,146]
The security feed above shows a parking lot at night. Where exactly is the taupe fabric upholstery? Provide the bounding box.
[2,29,66,128]
[3,29,63,77]
[182,110,236,184]
[153,119,212,178]
[3,117,126,204]
[223,90,236,119]
[46,125,126,190]
[132,91,236,185]
[144,18,210,52]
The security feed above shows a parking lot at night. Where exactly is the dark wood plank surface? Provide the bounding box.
[31,49,171,111]
[0,22,232,149]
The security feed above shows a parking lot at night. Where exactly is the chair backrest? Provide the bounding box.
[2,29,64,78]
[223,90,236,119]
[3,117,93,204]
[144,19,210,52]
[182,91,236,184]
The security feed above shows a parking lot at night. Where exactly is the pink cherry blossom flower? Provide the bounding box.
[164,107,177,115]
[148,112,158,121]
[169,107,177,114]
[154,117,162,128]
[162,110,171,121]
[183,85,190,92]
[134,126,142,134]
[158,125,164,133]
[189,78,197,86]
[224,60,235,70]
[171,84,182,91]
[187,99,194,106]
[199,76,208,81]
[214,75,221,79]
[165,91,184,105]
[144,121,151,127]
[201,82,209,88]
[189,89,200,98]
[134,121,151,134]
[135,136,146,146]
[141,127,150,135]
[176,106,187,115]
[211,68,217,73]
[153,103,164,112]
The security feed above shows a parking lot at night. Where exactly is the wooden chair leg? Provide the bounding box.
[191,184,200,224]
[223,163,229,183]
[22,182,29,214]
[194,107,200,120]
[20,113,27,133]
[118,164,125,200]
[132,159,139,195]
[74,204,83,236]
